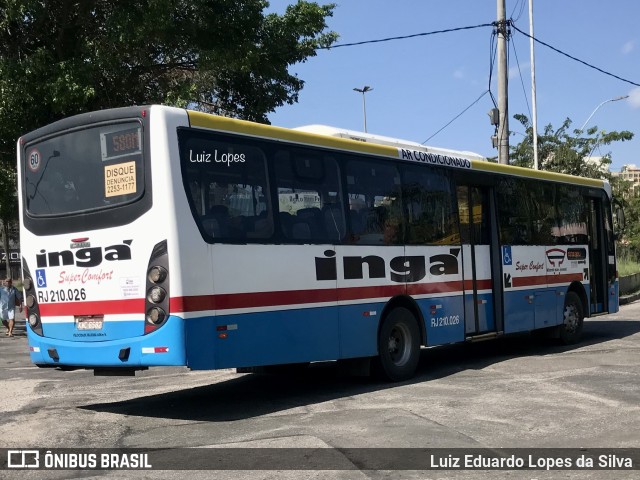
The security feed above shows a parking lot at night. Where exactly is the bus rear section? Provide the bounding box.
[18,106,188,373]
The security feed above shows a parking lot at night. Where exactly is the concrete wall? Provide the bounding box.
[620,273,640,295]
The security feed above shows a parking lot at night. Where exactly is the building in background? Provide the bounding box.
[613,164,640,196]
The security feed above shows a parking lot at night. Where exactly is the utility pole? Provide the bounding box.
[496,0,510,165]
[529,0,539,169]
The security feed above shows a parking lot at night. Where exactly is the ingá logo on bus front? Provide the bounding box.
[36,240,133,268]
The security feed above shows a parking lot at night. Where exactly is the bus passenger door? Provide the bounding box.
[588,195,616,314]
[457,185,497,336]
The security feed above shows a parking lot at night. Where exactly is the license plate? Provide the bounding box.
[75,316,104,331]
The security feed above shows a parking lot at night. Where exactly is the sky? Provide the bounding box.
[266,0,640,172]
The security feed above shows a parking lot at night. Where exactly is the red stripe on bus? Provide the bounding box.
[408,281,463,296]
[337,284,406,301]
[513,273,583,288]
[512,275,548,288]
[174,282,465,312]
[173,288,337,312]
[36,274,579,317]
[547,273,584,285]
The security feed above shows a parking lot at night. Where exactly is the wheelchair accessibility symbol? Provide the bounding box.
[502,246,512,265]
[35,269,47,288]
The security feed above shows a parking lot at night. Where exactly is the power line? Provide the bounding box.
[510,23,640,88]
[510,0,527,23]
[510,31,532,120]
[422,90,490,144]
[320,23,493,49]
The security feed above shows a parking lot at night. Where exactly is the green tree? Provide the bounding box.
[0,0,337,263]
[509,114,634,181]
[0,162,17,274]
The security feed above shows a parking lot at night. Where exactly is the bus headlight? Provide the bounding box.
[146,307,166,325]
[26,294,37,309]
[148,266,167,284]
[145,240,169,334]
[147,286,166,304]
[28,313,39,327]
[24,277,33,290]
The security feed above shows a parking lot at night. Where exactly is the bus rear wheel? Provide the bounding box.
[558,291,584,344]
[373,307,421,382]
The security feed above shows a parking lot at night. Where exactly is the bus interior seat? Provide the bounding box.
[291,222,312,240]
[202,205,230,237]
[350,210,365,235]
[296,207,326,239]
[279,212,294,238]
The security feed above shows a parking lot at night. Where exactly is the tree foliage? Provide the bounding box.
[509,114,634,180]
[0,0,337,258]
[0,162,17,273]
[0,1,337,156]
[622,194,640,257]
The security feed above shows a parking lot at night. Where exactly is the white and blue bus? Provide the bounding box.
[17,106,619,380]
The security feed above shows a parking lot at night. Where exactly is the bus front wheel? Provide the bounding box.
[374,307,421,382]
[558,291,584,344]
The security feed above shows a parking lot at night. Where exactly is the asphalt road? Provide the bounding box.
[1,303,639,480]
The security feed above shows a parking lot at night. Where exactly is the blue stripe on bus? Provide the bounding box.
[610,280,619,313]
[27,316,186,367]
[418,296,465,345]
[186,306,343,370]
[28,283,598,370]
[185,295,471,370]
[503,285,585,334]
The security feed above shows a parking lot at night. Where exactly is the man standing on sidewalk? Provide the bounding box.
[1,278,23,337]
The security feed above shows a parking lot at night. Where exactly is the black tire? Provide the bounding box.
[558,291,584,344]
[373,307,421,382]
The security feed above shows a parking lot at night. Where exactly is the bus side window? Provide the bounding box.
[496,178,532,245]
[345,160,403,245]
[555,186,588,245]
[274,151,345,243]
[399,167,457,245]
[180,137,273,242]
[529,182,555,245]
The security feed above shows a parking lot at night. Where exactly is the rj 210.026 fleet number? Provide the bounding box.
[38,288,87,303]
[430,315,460,327]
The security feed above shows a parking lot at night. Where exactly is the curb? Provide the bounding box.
[620,291,640,306]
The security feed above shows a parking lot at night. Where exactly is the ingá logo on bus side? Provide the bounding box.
[315,248,460,283]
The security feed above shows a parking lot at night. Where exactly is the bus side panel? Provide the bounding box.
[418,295,465,346]
[203,244,339,368]
[609,279,619,313]
[534,291,557,329]
[184,315,217,370]
[503,289,535,333]
[335,245,405,359]
[501,246,547,333]
[210,307,341,369]
[338,302,382,359]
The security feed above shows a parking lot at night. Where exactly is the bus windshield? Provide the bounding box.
[24,121,144,216]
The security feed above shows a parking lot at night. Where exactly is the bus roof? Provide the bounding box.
[292,124,486,163]
[186,109,609,195]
